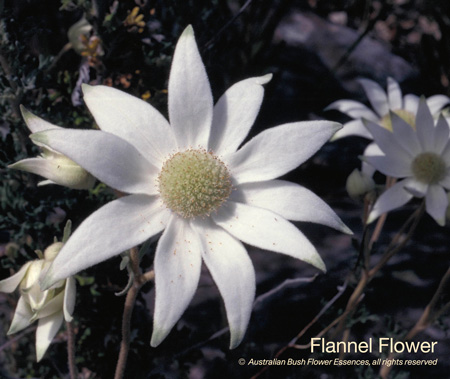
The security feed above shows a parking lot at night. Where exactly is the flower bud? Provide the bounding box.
[346,168,375,200]
[68,17,93,54]
[8,107,96,190]
[0,229,76,361]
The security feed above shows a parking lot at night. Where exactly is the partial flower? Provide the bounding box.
[67,16,93,55]
[363,99,450,226]
[0,226,76,361]
[8,106,96,189]
[67,16,104,61]
[36,26,350,348]
[327,77,450,140]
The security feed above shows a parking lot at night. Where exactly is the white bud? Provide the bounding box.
[346,168,375,200]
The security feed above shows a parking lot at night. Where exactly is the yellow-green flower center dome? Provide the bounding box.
[380,109,416,131]
[158,149,232,218]
[411,152,447,184]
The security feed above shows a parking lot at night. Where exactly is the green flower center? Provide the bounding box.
[158,149,232,218]
[411,152,447,184]
[380,109,416,131]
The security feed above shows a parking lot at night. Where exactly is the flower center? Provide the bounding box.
[380,109,416,131]
[158,149,232,218]
[411,152,447,184]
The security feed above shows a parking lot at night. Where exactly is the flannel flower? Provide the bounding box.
[9,106,96,189]
[34,26,350,348]
[364,99,450,226]
[0,240,76,361]
[327,77,450,140]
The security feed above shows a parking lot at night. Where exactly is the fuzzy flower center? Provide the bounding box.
[158,149,232,218]
[380,109,416,131]
[411,152,447,184]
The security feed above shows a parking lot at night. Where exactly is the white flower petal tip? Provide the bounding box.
[254,73,273,85]
[340,223,354,236]
[150,328,170,348]
[181,24,194,38]
[20,106,62,134]
[366,212,378,225]
[0,262,32,293]
[230,330,246,349]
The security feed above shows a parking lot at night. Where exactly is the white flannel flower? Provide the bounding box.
[327,77,450,140]
[364,99,450,226]
[0,242,76,361]
[34,26,350,348]
[9,106,96,189]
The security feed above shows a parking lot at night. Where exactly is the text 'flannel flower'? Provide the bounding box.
[327,77,450,140]
[34,26,350,348]
[9,106,96,190]
[363,99,450,226]
[0,239,76,361]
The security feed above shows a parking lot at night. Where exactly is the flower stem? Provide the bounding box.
[66,321,78,379]
[333,202,425,340]
[114,248,154,379]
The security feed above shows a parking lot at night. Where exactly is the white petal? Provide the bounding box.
[426,95,450,115]
[168,25,213,149]
[386,77,403,110]
[34,290,65,320]
[403,177,428,197]
[415,98,435,151]
[41,195,170,288]
[359,78,389,117]
[193,218,255,348]
[403,94,419,114]
[209,74,272,155]
[363,154,411,178]
[227,121,341,184]
[63,277,76,322]
[433,115,450,154]
[331,119,374,140]
[425,184,448,226]
[82,84,177,166]
[439,172,450,189]
[8,157,95,190]
[20,106,62,133]
[7,296,34,334]
[390,112,422,156]
[151,217,202,347]
[31,129,158,195]
[325,100,379,121]
[361,142,382,177]
[367,180,413,223]
[213,201,325,271]
[232,180,352,234]
[0,262,32,293]
[441,140,450,163]
[35,311,64,362]
[364,119,414,161]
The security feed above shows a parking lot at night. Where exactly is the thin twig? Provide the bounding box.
[204,0,253,49]
[66,321,78,379]
[114,247,154,379]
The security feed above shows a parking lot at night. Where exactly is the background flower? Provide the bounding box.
[327,77,450,140]
[363,99,450,225]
